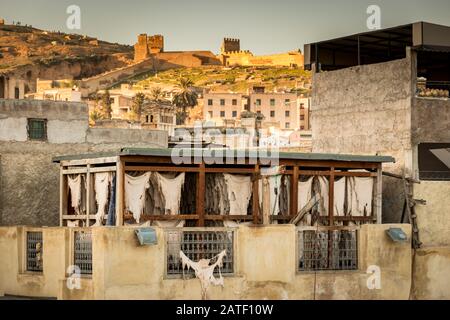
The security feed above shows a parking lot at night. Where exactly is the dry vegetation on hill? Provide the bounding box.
[0,24,133,73]
[127,66,312,94]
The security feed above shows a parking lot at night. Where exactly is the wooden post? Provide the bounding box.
[115,159,124,226]
[376,164,383,224]
[86,164,91,227]
[197,162,205,227]
[328,167,335,226]
[262,177,270,225]
[252,164,260,224]
[328,167,335,269]
[59,165,67,227]
[291,166,299,218]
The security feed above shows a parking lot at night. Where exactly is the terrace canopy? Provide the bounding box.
[53,148,394,228]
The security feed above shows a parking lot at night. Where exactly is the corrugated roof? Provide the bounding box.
[52,147,395,163]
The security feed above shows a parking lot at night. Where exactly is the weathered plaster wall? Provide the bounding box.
[411,247,450,300]
[411,97,450,145]
[311,54,414,223]
[0,99,168,226]
[0,224,412,300]
[413,181,450,247]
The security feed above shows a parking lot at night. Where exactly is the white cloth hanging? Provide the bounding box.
[347,177,374,217]
[93,172,112,226]
[125,172,151,223]
[67,174,84,214]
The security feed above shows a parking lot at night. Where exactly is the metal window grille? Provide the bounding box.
[27,118,47,140]
[74,231,92,275]
[166,230,234,276]
[298,229,358,271]
[26,232,43,272]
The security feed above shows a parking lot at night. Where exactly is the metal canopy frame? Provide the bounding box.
[304,22,450,72]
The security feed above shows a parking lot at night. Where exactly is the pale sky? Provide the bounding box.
[1,0,449,55]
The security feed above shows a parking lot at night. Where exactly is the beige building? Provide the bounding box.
[26,79,82,102]
[141,100,177,136]
[203,92,247,122]
[203,90,310,131]
[306,22,450,299]
[0,75,26,99]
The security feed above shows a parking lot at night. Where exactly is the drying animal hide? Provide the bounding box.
[297,177,313,226]
[347,177,374,217]
[334,178,346,217]
[125,172,151,223]
[93,172,112,226]
[150,173,186,228]
[223,174,252,216]
[205,174,229,215]
[66,220,79,227]
[279,176,290,216]
[67,174,86,214]
[180,250,226,300]
[315,176,329,217]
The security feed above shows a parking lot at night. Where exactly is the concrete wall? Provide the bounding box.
[0,99,168,226]
[413,181,450,247]
[411,97,450,145]
[311,54,414,223]
[411,247,450,300]
[0,224,413,300]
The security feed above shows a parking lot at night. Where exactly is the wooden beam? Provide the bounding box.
[59,166,67,227]
[125,214,200,221]
[329,167,335,226]
[62,215,88,220]
[62,168,88,175]
[318,216,375,222]
[376,165,383,224]
[291,166,299,217]
[297,170,376,177]
[197,163,206,227]
[86,164,91,227]
[61,156,118,167]
[116,159,125,226]
[124,166,256,174]
[89,166,117,173]
[125,166,199,172]
[252,164,260,224]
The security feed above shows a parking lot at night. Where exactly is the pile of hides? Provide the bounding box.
[180,250,226,300]
[296,176,374,226]
[67,174,86,215]
[125,172,185,226]
[204,173,252,227]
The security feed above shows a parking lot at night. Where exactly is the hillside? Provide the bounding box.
[126,65,312,94]
[0,24,133,80]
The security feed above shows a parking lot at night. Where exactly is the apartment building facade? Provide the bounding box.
[203,91,310,130]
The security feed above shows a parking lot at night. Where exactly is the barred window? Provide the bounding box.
[26,231,43,272]
[74,231,92,275]
[298,229,358,271]
[166,230,234,276]
[27,118,47,141]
